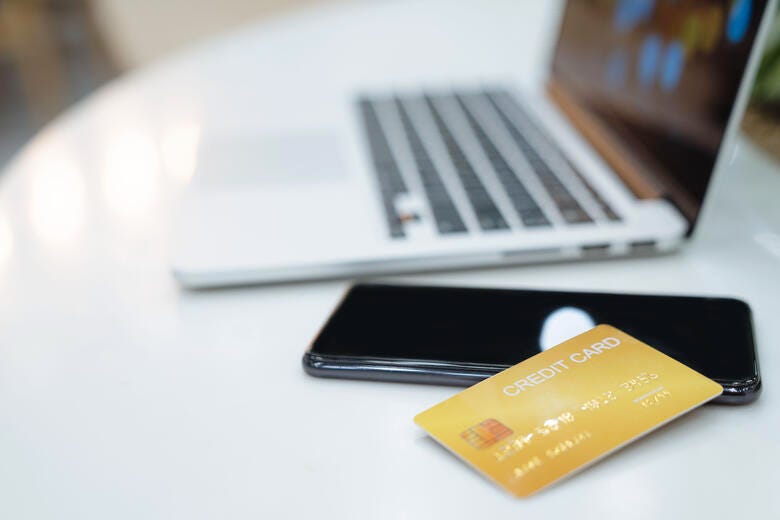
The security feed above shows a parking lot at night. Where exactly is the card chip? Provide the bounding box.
[460,419,513,449]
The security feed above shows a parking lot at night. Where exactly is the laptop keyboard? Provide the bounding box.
[485,93,592,224]
[358,89,621,239]
[453,94,551,228]
[424,96,509,231]
[395,99,468,234]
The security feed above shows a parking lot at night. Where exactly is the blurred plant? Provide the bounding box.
[752,13,780,113]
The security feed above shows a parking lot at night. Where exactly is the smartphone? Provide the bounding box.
[303,284,761,404]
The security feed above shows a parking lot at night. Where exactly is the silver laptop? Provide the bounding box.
[173,0,776,287]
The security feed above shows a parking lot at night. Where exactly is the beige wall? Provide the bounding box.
[91,0,344,69]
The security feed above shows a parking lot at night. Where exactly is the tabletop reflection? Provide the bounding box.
[28,154,86,246]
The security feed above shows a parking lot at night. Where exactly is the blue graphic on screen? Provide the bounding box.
[606,49,629,89]
[614,0,656,33]
[727,0,752,43]
[638,35,663,87]
[660,40,685,91]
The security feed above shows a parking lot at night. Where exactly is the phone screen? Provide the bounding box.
[310,284,757,383]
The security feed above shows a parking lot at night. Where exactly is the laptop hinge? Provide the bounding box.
[546,78,662,201]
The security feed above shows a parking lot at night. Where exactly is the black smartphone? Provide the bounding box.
[303,284,761,404]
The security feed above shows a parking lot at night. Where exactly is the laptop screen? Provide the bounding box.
[551,0,769,230]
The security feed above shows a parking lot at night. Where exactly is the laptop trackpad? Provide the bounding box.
[193,133,347,187]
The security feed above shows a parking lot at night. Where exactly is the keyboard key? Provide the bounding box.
[485,92,595,225]
[358,99,407,238]
[488,92,621,222]
[454,94,551,228]
[424,96,509,232]
[561,207,592,223]
[394,99,467,235]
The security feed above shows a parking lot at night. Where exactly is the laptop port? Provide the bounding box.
[630,240,657,255]
[581,243,611,258]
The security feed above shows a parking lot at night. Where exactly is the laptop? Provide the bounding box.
[173,0,776,287]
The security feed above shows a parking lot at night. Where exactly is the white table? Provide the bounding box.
[1,1,779,517]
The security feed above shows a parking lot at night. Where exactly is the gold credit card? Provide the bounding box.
[414,325,722,497]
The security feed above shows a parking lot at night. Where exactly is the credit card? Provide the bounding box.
[414,324,722,497]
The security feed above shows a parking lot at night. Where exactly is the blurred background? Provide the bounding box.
[0,0,340,170]
[0,0,778,172]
